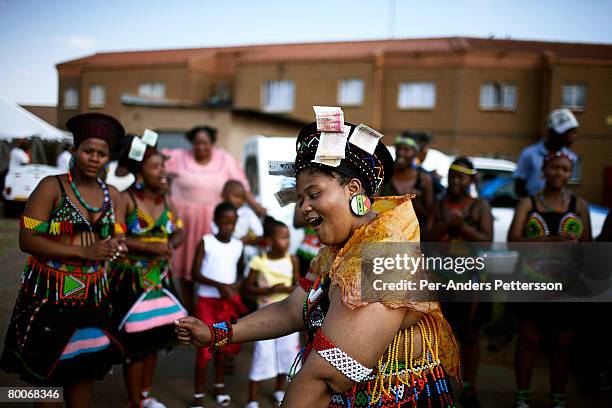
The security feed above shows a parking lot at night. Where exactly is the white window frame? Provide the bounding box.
[88,84,105,108]
[337,78,364,106]
[138,81,166,99]
[561,84,587,111]
[397,81,436,110]
[479,82,517,111]
[262,80,294,113]
[63,87,79,109]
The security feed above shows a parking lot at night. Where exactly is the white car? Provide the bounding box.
[2,164,64,217]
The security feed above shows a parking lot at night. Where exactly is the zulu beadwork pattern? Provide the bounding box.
[299,273,456,407]
[114,223,127,234]
[295,130,387,196]
[20,257,109,306]
[525,213,549,238]
[208,320,235,352]
[559,212,583,239]
[20,216,49,233]
[313,329,373,383]
[111,257,171,293]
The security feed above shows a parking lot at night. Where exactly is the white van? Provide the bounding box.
[243,136,304,253]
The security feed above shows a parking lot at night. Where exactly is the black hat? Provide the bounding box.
[295,122,394,197]
[66,113,124,148]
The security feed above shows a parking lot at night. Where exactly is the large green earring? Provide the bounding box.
[350,194,371,217]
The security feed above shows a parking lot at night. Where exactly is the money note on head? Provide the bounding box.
[142,129,159,147]
[348,124,383,155]
[128,137,147,161]
[274,187,298,207]
[314,106,344,133]
[268,161,296,176]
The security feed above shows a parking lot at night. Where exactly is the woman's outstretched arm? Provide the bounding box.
[281,285,407,407]
[175,283,307,346]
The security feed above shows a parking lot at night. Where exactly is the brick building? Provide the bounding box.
[56,37,612,204]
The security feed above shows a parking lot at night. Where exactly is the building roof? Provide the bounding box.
[56,37,612,69]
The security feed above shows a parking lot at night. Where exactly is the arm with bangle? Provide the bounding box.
[175,282,307,346]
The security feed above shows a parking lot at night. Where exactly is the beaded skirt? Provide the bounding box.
[110,256,186,361]
[0,256,123,386]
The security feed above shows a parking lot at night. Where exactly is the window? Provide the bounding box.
[397,82,436,109]
[138,82,166,99]
[562,84,587,110]
[88,84,105,107]
[262,80,294,112]
[63,88,79,109]
[338,79,364,106]
[479,82,517,110]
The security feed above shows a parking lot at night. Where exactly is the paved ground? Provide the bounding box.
[0,213,610,407]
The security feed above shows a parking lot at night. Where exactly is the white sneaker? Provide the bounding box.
[245,402,260,408]
[273,390,285,405]
[142,397,166,408]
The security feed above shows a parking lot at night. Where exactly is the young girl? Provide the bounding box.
[508,151,592,408]
[111,137,187,408]
[430,157,493,408]
[244,218,300,408]
[191,202,245,408]
[1,113,127,407]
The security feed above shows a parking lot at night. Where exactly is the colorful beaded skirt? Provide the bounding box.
[110,256,187,361]
[0,256,123,386]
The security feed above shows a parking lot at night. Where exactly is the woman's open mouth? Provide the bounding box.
[307,215,323,229]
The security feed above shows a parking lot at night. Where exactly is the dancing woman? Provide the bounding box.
[111,137,187,408]
[176,120,460,407]
[1,113,127,407]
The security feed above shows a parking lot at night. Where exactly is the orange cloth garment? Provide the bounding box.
[308,195,461,382]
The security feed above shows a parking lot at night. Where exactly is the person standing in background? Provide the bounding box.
[56,142,73,171]
[8,137,31,170]
[513,109,578,198]
[244,218,300,408]
[508,151,592,408]
[163,126,264,312]
[379,133,434,235]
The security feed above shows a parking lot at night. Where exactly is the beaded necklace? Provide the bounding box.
[67,168,110,213]
[537,188,568,213]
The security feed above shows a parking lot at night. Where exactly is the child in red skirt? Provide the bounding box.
[191,202,245,407]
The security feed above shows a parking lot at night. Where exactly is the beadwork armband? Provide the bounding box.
[313,329,373,383]
[208,319,236,352]
[114,223,127,234]
[20,215,49,233]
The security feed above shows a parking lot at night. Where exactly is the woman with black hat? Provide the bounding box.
[0,113,127,406]
[110,135,187,408]
[176,114,459,407]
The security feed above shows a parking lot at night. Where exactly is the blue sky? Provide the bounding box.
[1,0,611,105]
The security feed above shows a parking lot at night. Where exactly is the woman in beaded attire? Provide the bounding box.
[176,119,460,407]
[111,136,187,408]
[1,113,127,406]
[508,151,592,408]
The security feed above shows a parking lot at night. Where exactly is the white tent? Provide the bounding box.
[0,96,72,142]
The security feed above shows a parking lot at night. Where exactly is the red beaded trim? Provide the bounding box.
[313,328,335,351]
[298,277,314,291]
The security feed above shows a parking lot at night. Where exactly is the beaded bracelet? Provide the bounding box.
[208,319,236,352]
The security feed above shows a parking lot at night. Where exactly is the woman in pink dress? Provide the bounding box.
[164,126,265,310]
